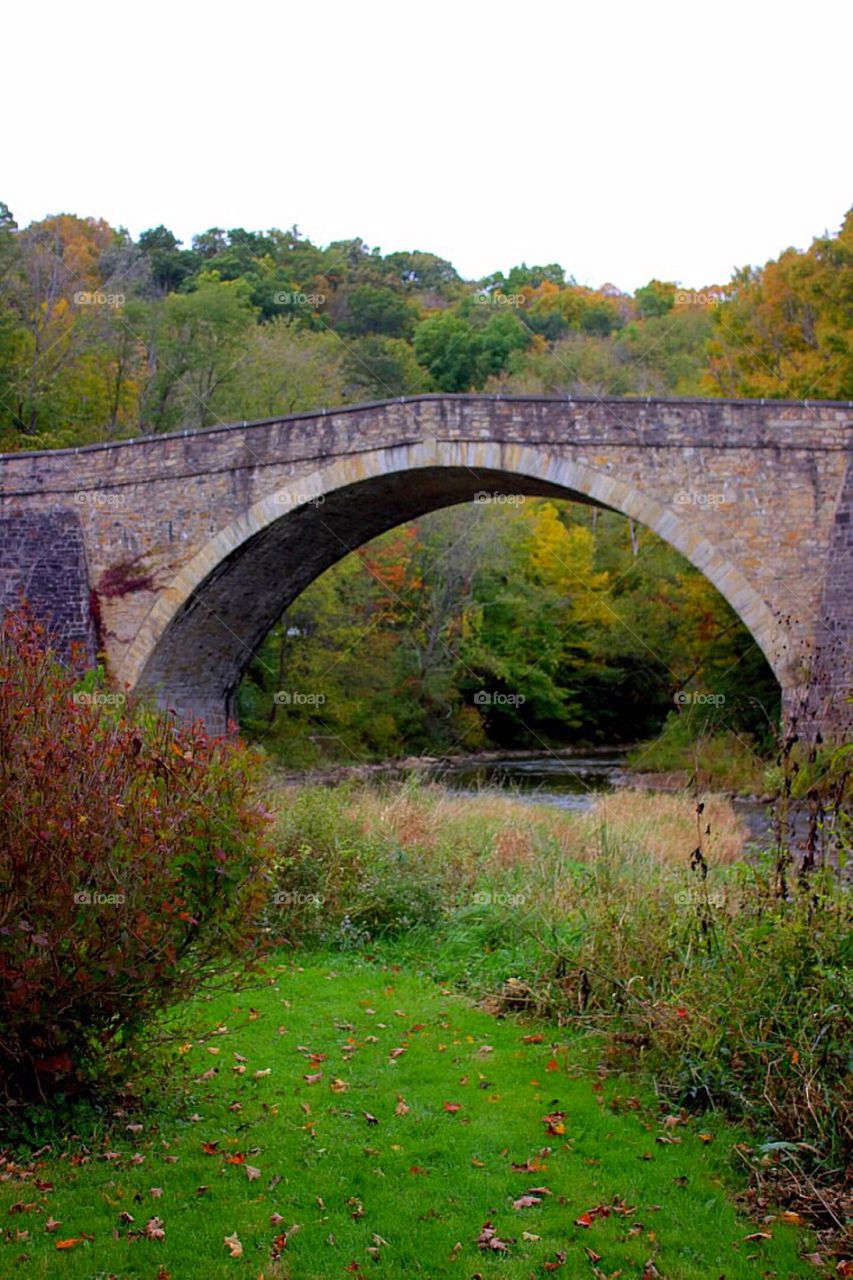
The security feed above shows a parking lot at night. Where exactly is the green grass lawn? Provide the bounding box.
[0,956,814,1279]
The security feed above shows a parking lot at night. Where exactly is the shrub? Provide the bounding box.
[0,609,272,1100]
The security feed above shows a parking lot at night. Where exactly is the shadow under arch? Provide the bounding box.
[123,441,787,729]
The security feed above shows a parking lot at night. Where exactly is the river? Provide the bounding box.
[429,752,776,847]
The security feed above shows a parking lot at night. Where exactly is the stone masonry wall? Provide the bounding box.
[0,396,850,737]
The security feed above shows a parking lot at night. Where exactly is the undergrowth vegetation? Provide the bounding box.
[268,780,852,1171]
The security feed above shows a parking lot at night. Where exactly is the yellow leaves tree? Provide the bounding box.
[705,208,853,399]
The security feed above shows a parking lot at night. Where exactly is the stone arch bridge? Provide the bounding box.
[1,395,850,739]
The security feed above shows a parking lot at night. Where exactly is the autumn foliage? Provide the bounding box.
[0,609,272,1099]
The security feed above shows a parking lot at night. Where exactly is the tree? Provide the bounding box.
[706,209,853,399]
[382,250,462,294]
[217,319,348,419]
[137,225,197,294]
[142,274,257,431]
[413,311,480,391]
[634,279,676,317]
[342,335,431,399]
[339,283,418,339]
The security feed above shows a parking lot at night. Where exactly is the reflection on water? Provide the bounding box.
[429,754,775,846]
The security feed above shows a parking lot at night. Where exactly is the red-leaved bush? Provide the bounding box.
[0,608,272,1099]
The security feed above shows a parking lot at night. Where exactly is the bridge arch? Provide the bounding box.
[123,439,788,729]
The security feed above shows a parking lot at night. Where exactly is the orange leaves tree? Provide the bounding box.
[0,609,272,1100]
[705,207,853,399]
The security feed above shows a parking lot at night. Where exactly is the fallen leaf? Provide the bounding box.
[223,1231,243,1258]
[245,1165,261,1181]
[477,1221,510,1252]
[542,1111,566,1135]
[55,1238,84,1250]
[145,1216,165,1240]
[443,1102,461,1114]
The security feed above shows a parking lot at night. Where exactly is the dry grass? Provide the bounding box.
[343,782,747,876]
[579,789,747,866]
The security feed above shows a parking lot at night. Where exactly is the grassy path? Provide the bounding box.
[0,957,813,1278]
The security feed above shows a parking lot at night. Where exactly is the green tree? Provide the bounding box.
[342,335,431,399]
[217,320,348,418]
[413,311,479,391]
[142,274,257,431]
[634,279,676,317]
[340,283,417,339]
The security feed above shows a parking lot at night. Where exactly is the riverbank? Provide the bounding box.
[263,780,851,1195]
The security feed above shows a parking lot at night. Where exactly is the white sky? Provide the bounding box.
[4,0,850,292]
